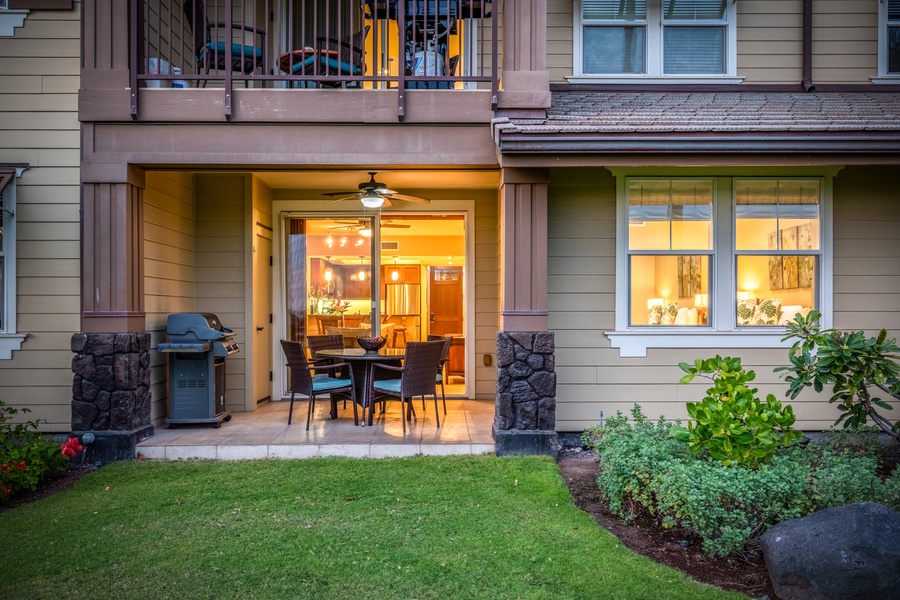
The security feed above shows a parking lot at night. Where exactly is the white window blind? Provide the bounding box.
[583,0,647,21]
[889,0,900,73]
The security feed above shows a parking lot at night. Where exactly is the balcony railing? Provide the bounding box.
[130,0,498,119]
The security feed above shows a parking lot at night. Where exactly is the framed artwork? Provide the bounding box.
[798,256,814,288]
[769,255,784,290]
[782,255,799,289]
[781,226,798,251]
[797,223,812,250]
[677,256,701,298]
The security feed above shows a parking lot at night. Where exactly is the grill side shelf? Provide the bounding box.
[157,343,211,353]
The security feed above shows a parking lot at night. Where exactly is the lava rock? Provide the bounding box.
[760,502,900,600]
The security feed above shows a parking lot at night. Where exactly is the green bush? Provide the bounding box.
[669,356,803,468]
[584,405,899,556]
[0,400,68,501]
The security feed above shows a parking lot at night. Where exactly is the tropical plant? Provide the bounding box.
[669,356,803,468]
[0,400,69,501]
[776,310,900,441]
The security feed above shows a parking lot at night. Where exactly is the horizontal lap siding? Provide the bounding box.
[832,167,900,338]
[737,0,802,84]
[144,171,197,428]
[0,6,81,432]
[813,0,877,83]
[547,0,573,83]
[195,174,247,412]
[548,167,897,434]
[474,190,499,399]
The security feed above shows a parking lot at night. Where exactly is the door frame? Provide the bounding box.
[270,200,476,403]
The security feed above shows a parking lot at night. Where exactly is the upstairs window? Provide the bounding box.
[577,0,737,81]
[881,0,900,77]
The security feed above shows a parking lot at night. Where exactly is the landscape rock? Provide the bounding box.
[760,502,900,600]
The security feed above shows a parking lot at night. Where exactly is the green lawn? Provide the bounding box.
[0,455,748,600]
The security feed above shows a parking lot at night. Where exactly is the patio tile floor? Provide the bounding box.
[137,398,496,460]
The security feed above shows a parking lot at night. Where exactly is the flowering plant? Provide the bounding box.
[61,437,84,458]
[0,400,70,502]
[327,297,352,315]
[309,286,329,301]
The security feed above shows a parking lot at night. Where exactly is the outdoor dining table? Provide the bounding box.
[316,347,405,426]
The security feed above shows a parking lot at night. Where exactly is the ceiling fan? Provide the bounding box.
[322,172,431,208]
[328,219,411,233]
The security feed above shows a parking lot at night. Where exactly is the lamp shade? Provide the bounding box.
[360,191,384,208]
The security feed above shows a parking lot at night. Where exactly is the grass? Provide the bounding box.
[0,455,748,600]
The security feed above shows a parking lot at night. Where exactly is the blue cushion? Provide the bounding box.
[435,373,443,384]
[198,42,264,63]
[317,56,362,75]
[311,377,352,393]
[289,54,319,74]
[373,379,402,394]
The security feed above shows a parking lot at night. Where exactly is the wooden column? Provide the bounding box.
[499,168,549,332]
[498,0,550,111]
[81,0,131,90]
[81,164,146,333]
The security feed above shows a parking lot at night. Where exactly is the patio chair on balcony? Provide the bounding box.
[183,0,267,87]
[314,25,370,87]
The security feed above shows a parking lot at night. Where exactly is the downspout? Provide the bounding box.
[802,0,815,92]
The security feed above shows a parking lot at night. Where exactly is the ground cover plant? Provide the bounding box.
[584,406,900,557]
[0,455,749,600]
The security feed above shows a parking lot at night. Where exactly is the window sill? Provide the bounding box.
[605,329,791,358]
[871,76,900,85]
[0,333,28,359]
[0,9,28,37]
[566,75,744,85]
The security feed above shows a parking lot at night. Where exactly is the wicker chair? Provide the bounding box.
[281,340,357,429]
[369,340,445,433]
[427,335,453,415]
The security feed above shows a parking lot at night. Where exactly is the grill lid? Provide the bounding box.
[165,313,234,342]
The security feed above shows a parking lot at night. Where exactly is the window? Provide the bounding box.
[877,0,900,80]
[0,167,26,359]
[576,0,738,81]
[609,174,830,358]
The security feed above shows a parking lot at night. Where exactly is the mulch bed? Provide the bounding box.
[0,465,96,514]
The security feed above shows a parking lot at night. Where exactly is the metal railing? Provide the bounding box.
[129,0,498,120]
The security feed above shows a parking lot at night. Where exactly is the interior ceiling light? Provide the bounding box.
[359,228,372,237]
[391,257,400,281]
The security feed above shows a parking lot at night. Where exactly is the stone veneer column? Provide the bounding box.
[494,332,557,455]
[494,168,557,456]
[70,332,154,464]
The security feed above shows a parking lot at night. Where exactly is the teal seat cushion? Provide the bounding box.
[317,56,362,75]
[435,373,443,384]
[289,54,319,74]
[373,379,402,394]
[198,42,265,63]
[311,377,352,393]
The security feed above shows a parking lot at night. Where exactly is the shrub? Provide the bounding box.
[0,400,68,501]
[669,356,803,468]
[585,405,899,556]
[777,310,900,441]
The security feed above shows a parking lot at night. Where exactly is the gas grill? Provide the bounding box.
[157,313,240,428]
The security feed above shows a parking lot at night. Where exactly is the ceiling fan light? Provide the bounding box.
[359,228,372,237]
[360,190,384,208]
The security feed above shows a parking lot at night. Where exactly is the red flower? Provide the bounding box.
[60,437,84,458]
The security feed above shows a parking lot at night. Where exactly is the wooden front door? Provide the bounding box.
[429,266,463,336]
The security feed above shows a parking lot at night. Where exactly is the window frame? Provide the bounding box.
[571,0,742,84]
[0,167,27,359]
[875,0,900,82]
[607,169,834,358]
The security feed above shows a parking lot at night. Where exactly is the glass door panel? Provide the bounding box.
[284,216,374,347]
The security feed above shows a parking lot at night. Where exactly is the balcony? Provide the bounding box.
[128,0,498,120]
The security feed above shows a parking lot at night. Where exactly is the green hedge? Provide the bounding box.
[583,406,900,556]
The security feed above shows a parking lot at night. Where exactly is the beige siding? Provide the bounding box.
[144,171,197,428]
[832,167,900,337]
[548,166,900,434]
[195,174,248,413]
[548,0,574,84]
[473,189,499,399]
[547,0,880,86]
[0,5,81,432]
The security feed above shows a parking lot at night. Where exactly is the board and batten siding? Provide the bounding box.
[547,166,899,434]
[546,0,879,86]
[194,173,248,413]
[144,171,197,428]
[0,5,80,431]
